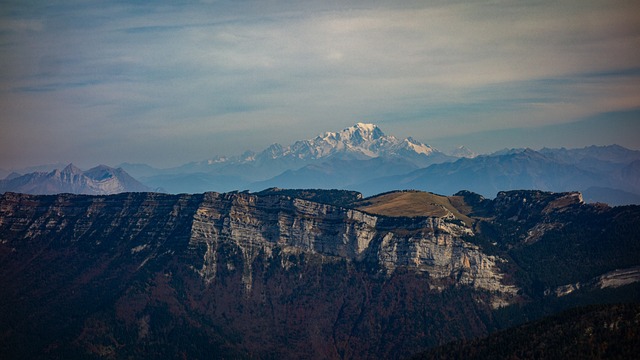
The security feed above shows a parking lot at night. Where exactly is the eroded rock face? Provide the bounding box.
[492,190,584,224]
[0,192,514,296]
[0,190,521,359]
[546,266,640,298]
[186,192,515,299]
[0,188,637,359]
[19,190,640,358]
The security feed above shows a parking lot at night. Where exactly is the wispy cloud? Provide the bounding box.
[1,0,639,168]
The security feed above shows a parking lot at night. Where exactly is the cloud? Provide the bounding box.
[1,0,639,168]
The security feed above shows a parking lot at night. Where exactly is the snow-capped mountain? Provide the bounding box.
[216,122,448,165]
[139,123,455,193]
[279,122,401,160]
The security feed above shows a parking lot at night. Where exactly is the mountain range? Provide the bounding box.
[120,123,640,205]
[124,122,455,194]
[359,146,640,205]
[128,123,640,205]
[3,123,640,205]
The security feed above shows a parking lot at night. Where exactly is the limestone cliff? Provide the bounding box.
[0,190,515,299]
[188,192,515,300]
[1,189,637,359]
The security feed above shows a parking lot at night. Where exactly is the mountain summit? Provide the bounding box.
[216,123,443,164]
[139,123,454,193]
[278,122,439,161]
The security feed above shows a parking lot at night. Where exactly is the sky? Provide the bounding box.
[1,0,640,170]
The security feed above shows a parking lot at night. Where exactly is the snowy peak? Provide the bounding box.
[204,122,449,168]
[335,122,385,144]
[308,123,393,159]
[287,122,439,160]
[354,122,379,133]
[398,137,435,156]
[255,143,285,161]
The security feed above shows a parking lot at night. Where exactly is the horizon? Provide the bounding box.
[2,1,640,170]
[2,119,640,172]
[2,136,637,174]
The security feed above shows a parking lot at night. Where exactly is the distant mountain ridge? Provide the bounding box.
[136,124,639,205]
[135,123,455,193]
[5,123,640,205]
[356,146,640,205]
[0,164,151,195]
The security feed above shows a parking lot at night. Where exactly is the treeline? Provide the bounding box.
[412,303,640,360]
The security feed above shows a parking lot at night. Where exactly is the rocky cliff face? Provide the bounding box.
[0,189,637,359]
[187,192,514,299]
[0,189,512,300]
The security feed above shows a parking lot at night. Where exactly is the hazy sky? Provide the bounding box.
[1,0,639,169]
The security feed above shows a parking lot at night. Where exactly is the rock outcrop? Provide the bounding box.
[0,189,638,359]
[0,189,516,296]
[187,192,514,298]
